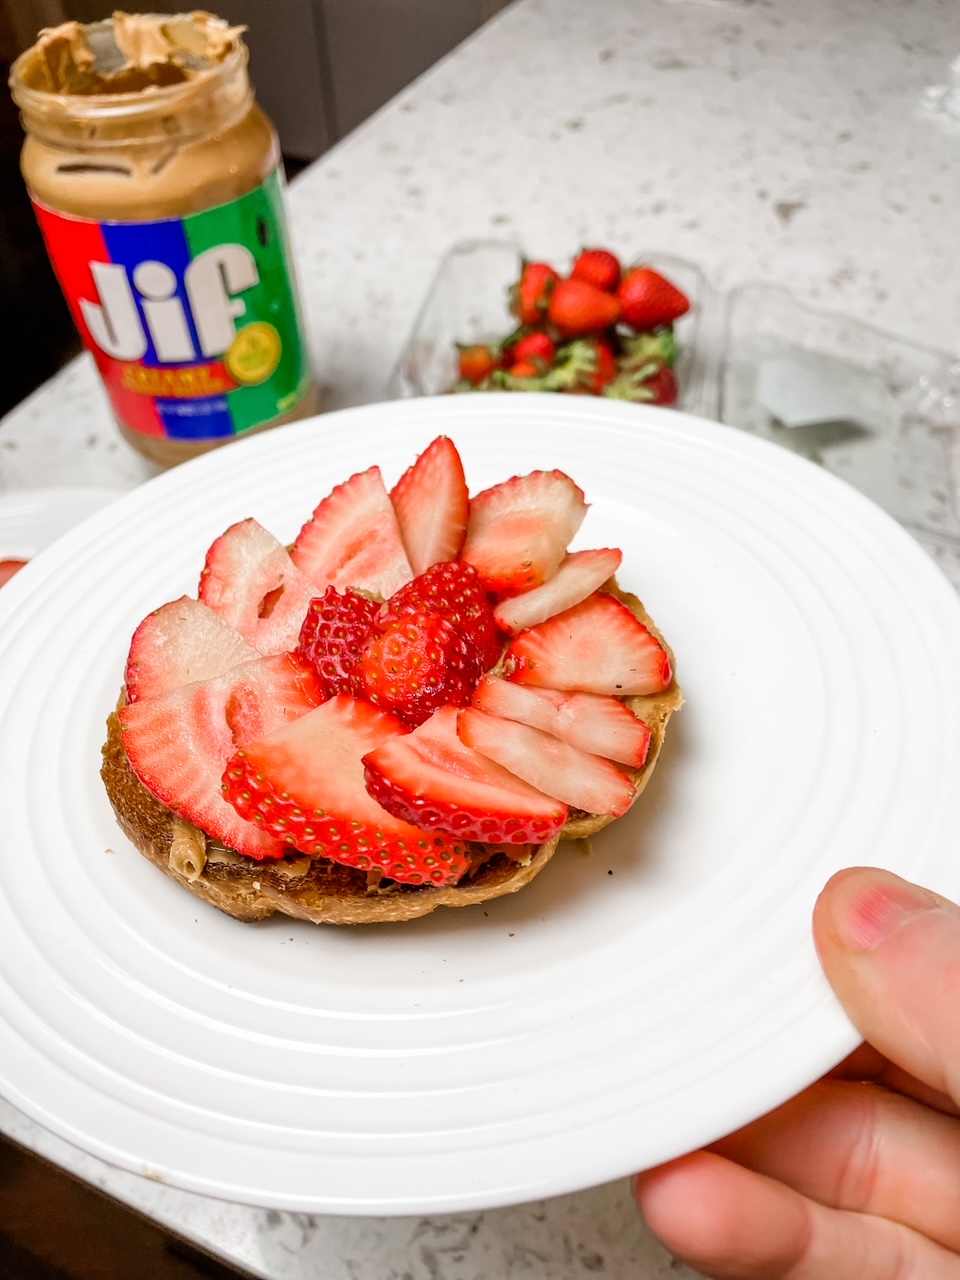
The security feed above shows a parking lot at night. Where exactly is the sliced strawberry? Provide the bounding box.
[198,518,318,655]
[222,696,471,885]
[460,470,588,598]
[221,655,324,746]
[458,707,636,817]
[0,559,27,587]
[472,675,651,768]
[390,436,469,575]
[125,597,260,703]
[503,592,672,695]
[359,610,473,726]
[492,548,622,635]
[362,706,567,844]
[295,586,381,699]
[384,560,502,673]
[119,653,323,860]
[292,467,413,597]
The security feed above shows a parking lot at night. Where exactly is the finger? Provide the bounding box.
[634,1150,960,1280]
[814,866,960,1105]
[827,1044,959,1116]
[710,1078,960,1252]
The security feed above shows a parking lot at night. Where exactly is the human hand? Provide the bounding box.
[633,866,960,1278]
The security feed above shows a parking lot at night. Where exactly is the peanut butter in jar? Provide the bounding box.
[10,12,319,467]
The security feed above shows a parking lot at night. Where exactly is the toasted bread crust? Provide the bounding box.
[100,583,682,924]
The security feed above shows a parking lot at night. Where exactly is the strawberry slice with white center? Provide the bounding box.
[292,467,413,597]
[472,675,651,768]
[493,547,622,635]
[125,596,260,703]
[120,654,324,860]
[458,707,636,818]
[362,705,567,844]
[222,697,470,885]
[199,518,318,655]
[390,436,469,575]
[503,592,671,696]
[460,470,588,598]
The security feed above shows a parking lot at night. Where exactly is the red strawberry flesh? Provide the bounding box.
[390,436,469,576]
[292,466,413,598]
[503,591,672,696]
[472,675,652,768]
[0,559,27,587]
[458,707,637,818]
[362,705,567,844]
[222,696,471,884]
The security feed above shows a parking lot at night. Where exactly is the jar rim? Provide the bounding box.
[9,16,248,123]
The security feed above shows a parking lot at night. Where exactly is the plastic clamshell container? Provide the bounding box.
[720,284,960,573]
[392,243,960,591]
[390,240,722,420]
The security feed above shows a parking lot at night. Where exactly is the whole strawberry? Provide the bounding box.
[618,267,690,330]
[510,261,559,325]
[360,611,473,726]
[296,586,380,699]
[547,278,620,338]
[577,337,618,393]
[508,360,543,379]
[384,561,502,674]
[603,363,679,406]
[571,248,622,293]
[640,366,679,405]
[458,343,500,383]
[510,330,556,368]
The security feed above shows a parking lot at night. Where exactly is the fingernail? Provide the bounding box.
[829,869,940,953]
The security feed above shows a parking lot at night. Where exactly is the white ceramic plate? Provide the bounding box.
[0,487,125,560]
[1,396,959,1215]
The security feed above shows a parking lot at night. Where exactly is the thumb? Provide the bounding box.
[814,866,960,1105]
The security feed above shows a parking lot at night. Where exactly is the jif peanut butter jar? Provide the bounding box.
[10,12,319,466]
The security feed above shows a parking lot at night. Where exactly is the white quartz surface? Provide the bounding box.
[3,0,960,1276]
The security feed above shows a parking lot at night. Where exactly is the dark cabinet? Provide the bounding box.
[6,0,511,158]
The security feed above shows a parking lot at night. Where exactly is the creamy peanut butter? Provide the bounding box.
[10,13,318,467]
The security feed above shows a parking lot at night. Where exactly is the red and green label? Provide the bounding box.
[32,169,312,442]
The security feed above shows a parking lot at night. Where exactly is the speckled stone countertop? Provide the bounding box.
[2,0,960,1276]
